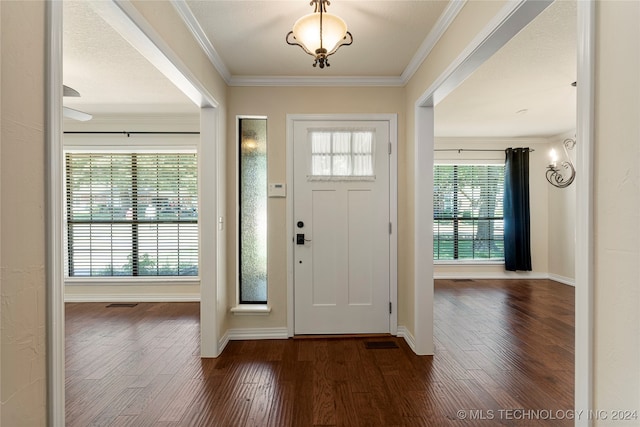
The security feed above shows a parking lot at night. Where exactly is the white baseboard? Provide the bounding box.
[434,271,550,280]
[226,327,289,340]
[396,325,417,353]
[216,327,289,356]
[548,273,576,287]
[434,271,576,287]
[64,293,200,302]
[217,333,230,356]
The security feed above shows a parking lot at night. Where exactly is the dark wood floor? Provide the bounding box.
[65,279,574,426]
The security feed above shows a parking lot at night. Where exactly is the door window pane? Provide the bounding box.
[310,129,374,177]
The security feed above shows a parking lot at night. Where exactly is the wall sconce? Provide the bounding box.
[546,138,576,188]
[286,0,353,68]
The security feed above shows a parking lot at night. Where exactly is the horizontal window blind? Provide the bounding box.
[65,152,198,277]
[434,164,504,261]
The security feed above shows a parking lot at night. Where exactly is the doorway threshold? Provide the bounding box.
[293,333,394,340]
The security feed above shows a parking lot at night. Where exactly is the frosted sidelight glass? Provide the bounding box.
[239,118,268,303]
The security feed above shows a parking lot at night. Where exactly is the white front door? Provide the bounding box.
[293,120,390,334]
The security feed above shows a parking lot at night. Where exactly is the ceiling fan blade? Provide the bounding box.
[63,85,81,97]
[63,106,93,121]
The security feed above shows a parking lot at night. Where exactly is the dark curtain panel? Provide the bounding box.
[503,148,532,271]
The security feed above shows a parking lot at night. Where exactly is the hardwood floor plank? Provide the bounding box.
[66,279,574,426]
[292,361,314,426]
[266,379,295,427]
[312,341,337,425]
[334,380,359,427]
[156,378,204,423]
[243,362,278,426]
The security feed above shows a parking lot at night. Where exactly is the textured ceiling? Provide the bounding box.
[63,0,197,115]
[184,0,448,77]
[62,0,576,138]
[435,0,577,138]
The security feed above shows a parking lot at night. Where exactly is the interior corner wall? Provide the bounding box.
[215,106,230,340]
[593,0,640,419]
[547,133,576,285]
[433,137,550,280]
[0,1,47,425]
[225,86,405,331]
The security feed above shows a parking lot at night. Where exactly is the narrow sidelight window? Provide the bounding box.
[238,118,267,303]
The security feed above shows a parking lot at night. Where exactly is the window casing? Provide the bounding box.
[65,152,198,277]
[433,164,504,261]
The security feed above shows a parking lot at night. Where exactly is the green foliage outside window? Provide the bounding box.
[434,164,504,261]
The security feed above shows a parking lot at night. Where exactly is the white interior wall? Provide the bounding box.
[593,0,640,417]
[546,132,576,285]
[1,1,47,424]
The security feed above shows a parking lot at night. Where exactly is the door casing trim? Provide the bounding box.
[286,114,398,337]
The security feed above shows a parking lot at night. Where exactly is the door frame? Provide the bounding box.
[286,114,398,337]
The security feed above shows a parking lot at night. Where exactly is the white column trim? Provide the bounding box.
[200,107,220,357]
[414,106,435,355]
[46,1,65,425]
[574,1,595,425]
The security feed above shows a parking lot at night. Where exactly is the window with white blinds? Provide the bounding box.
[65,152,198,277]
[433,164,504,261]
[310,129,374,177]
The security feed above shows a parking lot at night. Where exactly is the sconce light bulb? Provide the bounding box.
[549,148,558,164]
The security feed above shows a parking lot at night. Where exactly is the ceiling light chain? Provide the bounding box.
[286,0,353,68]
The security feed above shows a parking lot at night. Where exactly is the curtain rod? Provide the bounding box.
[63,131,200,137]
[435,148,535,153]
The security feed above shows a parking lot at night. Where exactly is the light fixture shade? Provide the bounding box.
[286,0,352,68]
[292,12,348,55]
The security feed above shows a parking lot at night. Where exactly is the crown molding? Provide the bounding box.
[401,0,467,84]
[435,136,551,145]
[229,75,404,87]
[170,0,232,84]
[171,0,465,87]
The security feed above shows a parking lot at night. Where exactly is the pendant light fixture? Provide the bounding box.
[286,0,353,68]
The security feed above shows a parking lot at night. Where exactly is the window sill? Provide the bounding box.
[434,260,504,266]
[65,277,200,286]
[230,304,272,316]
